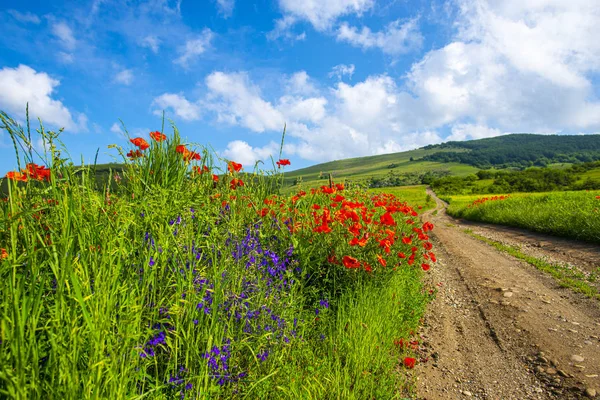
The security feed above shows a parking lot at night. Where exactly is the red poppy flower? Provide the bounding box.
[422,221,434,232]
[186,151,201,161]
[342,255,361,269]
[127,149,144,159]
[1,248,7,259]
[228,161,242,173]
[380,212,396,226]
[176,145,187,154]
[130,137,150,150]
[363,262,373,273]
[149,131,167,142]
[5,171,28,182]
[230,178,244,190]
[402,237,412,245]
[403,357,416,369]
[421,263,430,271]
[429,252,437,263]
[212,174,219,182]
[377,254,386,267]
[276,158,291,167]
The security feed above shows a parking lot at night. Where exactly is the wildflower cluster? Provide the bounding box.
[0,116,436,398]
[5,163,51,182]
[468,195,510,208]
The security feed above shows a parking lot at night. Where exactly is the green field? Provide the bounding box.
[444,191,600,243]
[283,147,479,189]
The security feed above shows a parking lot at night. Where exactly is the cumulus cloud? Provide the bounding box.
[329,64,355,80]
[276,0,374,31]
[337,18,423,55]
[167,1,600,164]
[0,65,85,131]
[152,93,201,121]
[114,69,133,85]
[286,71,318,95]
[446,123,506,142]
[406,0,600,132]
[205,72,285,132]
[221,140,280,166]
[174,29,213,67]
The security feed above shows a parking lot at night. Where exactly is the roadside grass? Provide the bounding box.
[0,112,433,399]
[443,191,600,243]
[463,229,600,300]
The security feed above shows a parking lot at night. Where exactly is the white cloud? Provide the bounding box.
[405,0,600,132]
[51,22,77,51]
[286,71,318,95]
[0,65,85,131]
[267,16,306,41]
[446,123,506,142]
[141,35,160,53]
[329,64,355,80]
[114,69,134,85]
[276,0,374,31]
[221,140,280,166]
[337,18,423,55]
[178,0,600,164]
[216,0,235,18]
[152,93,201,121]
[278,96,327,123]
[7,10,40,24]
[205,72,285,132]
[174,29,213,67]
[455,0,600,90]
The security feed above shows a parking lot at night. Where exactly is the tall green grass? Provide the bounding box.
[0,111,431,399]
[445,191,600,243]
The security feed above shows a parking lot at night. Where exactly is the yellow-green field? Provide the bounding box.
[443,190,600,243]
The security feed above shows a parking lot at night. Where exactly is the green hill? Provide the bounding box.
[422,133,600,168]
[284,134,600,189]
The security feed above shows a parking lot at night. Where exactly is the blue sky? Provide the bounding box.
[1,0,600,174]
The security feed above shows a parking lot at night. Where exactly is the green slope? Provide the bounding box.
[283,134,600,190]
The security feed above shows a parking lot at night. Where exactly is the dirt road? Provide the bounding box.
[415,190,600,399]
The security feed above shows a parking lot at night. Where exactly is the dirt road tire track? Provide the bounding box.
[415,190,600,399]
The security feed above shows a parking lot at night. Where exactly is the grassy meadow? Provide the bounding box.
[0,112,436,399]
[444,191,600,243]
[283,149,479,189]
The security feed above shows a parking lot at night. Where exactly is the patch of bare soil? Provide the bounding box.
[414,190,600,399]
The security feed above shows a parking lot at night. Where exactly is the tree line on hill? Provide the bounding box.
[421,134,600,169]
[431,161,600,195]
